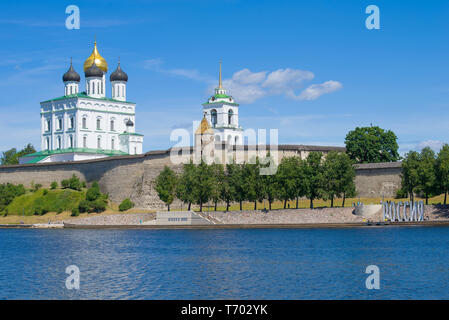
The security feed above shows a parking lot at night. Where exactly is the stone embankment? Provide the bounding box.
[30,205,449,228]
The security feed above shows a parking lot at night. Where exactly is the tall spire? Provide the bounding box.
[218,59,222,89]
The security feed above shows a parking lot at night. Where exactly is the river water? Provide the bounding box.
[0,227,448,299]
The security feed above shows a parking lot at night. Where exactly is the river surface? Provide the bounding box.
[0,227,448,299]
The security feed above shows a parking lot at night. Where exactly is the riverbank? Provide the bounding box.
[2,205,449,229]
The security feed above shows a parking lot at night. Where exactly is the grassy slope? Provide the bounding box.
[6,189,85,215]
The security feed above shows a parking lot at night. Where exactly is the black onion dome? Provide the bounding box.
[62,62,80,82]
[85,61,104,78]
[126,119,134,127]
[110,63,128,82]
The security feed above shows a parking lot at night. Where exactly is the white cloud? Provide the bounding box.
[262,68,314,93]
[220,68,341,103]
[144,59,342,104]
[416,140,445,152]
[232,68,267,84]
[294,80,343,101]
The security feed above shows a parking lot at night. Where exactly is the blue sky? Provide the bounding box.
[1,0,449,154]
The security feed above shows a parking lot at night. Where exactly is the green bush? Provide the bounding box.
[86,182,101,201]
[43,189,48,195]
[78,200,91,213]
[71,207,80,217]
[395,188,408,199]
[50,181,58,190]
[119,198,134,211]
[61,179,69,189]
[82,181,87,188]
[33,183,42,192]
[92,198,107,213]
[69,174,82,191]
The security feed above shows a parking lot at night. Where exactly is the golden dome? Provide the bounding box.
[195,116,214,135]
[83,41,108,73]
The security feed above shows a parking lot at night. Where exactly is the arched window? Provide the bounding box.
[47,119,51,132]
[70,117,74,129]
[69,135,73,148]
[82,117,87,129]
[46,137,49,150]
[57,136,61,149]
[235,136,238,144]
[227,135,232,143]
[211,109,217,127]
[96,118,101,130]
[110,120,115,131]
[228,109,233,125]
[58,118,62,130]
[111,138,115,150]
[83,136,87,148]
[215,135,221,142]
[97,137,101,149]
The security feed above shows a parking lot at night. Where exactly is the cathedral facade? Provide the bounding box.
[20,41,144,164]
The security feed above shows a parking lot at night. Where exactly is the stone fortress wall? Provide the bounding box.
[0,145,402,210]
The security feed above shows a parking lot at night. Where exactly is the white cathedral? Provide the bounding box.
[20,41,144,164]
[20,41,243,164]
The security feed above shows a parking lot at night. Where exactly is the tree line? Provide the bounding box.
[154,151,356,211]
[401,144,449,205]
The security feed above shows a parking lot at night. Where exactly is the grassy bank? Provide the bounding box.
[6,189,85,216]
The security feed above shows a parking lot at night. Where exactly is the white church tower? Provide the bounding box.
[202,61,243,145]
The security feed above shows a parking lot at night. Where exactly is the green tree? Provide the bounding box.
[191,161,213,211]
[154,166,177,211]
[303,152,325,209]
[323,152,356,207]
[176,162,196,211]
[242,158,266,210]
[222,164,235,211]
[401,151,421,203]
[228,163,246,211]
[68,174,82,191]
[345,126,399,163]
[86,181,101,201]
[277,157,300,209]
[210,163,224,211]
[417,147,436,205]
[261,153,279,210]
[1,144,36,165]
[436,144,449,205]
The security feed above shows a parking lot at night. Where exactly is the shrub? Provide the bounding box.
[78,200,91,213]
[71,207,80,217]
[61,179,69,189]
[91,199,107,213]
[33,183,42,192]
[69,174,82,191]
[50,181,58,190]
[119,198,134,211]
[395,188,408,199]
[82,181,86,188]
[86,182,101,201]
[43,189,48,196]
